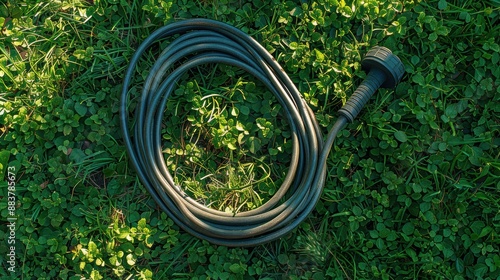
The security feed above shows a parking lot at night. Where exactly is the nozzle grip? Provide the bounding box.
[338,68,386,122]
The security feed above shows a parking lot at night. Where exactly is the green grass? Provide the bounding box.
[161,64,291,213]
[1,0,499,279]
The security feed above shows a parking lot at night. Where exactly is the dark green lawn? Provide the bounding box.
[1,0,499,279]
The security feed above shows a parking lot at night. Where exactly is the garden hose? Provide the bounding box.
[120,18,405,247]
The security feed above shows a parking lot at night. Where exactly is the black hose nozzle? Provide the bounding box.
[338,46,405,122]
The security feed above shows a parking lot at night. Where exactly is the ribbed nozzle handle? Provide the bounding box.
[338,46,405,122]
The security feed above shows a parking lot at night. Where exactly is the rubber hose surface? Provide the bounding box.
[120,18,347,247]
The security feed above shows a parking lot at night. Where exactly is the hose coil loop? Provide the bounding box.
[120,19,347,247]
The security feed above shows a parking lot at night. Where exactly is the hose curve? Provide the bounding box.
[120,18,347,247]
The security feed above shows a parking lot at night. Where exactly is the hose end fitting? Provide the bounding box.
[338,46,405,122]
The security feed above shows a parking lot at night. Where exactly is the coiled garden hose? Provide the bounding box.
[120,18,404,247]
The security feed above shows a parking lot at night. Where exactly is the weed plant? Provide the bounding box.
[0,0,499,279]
